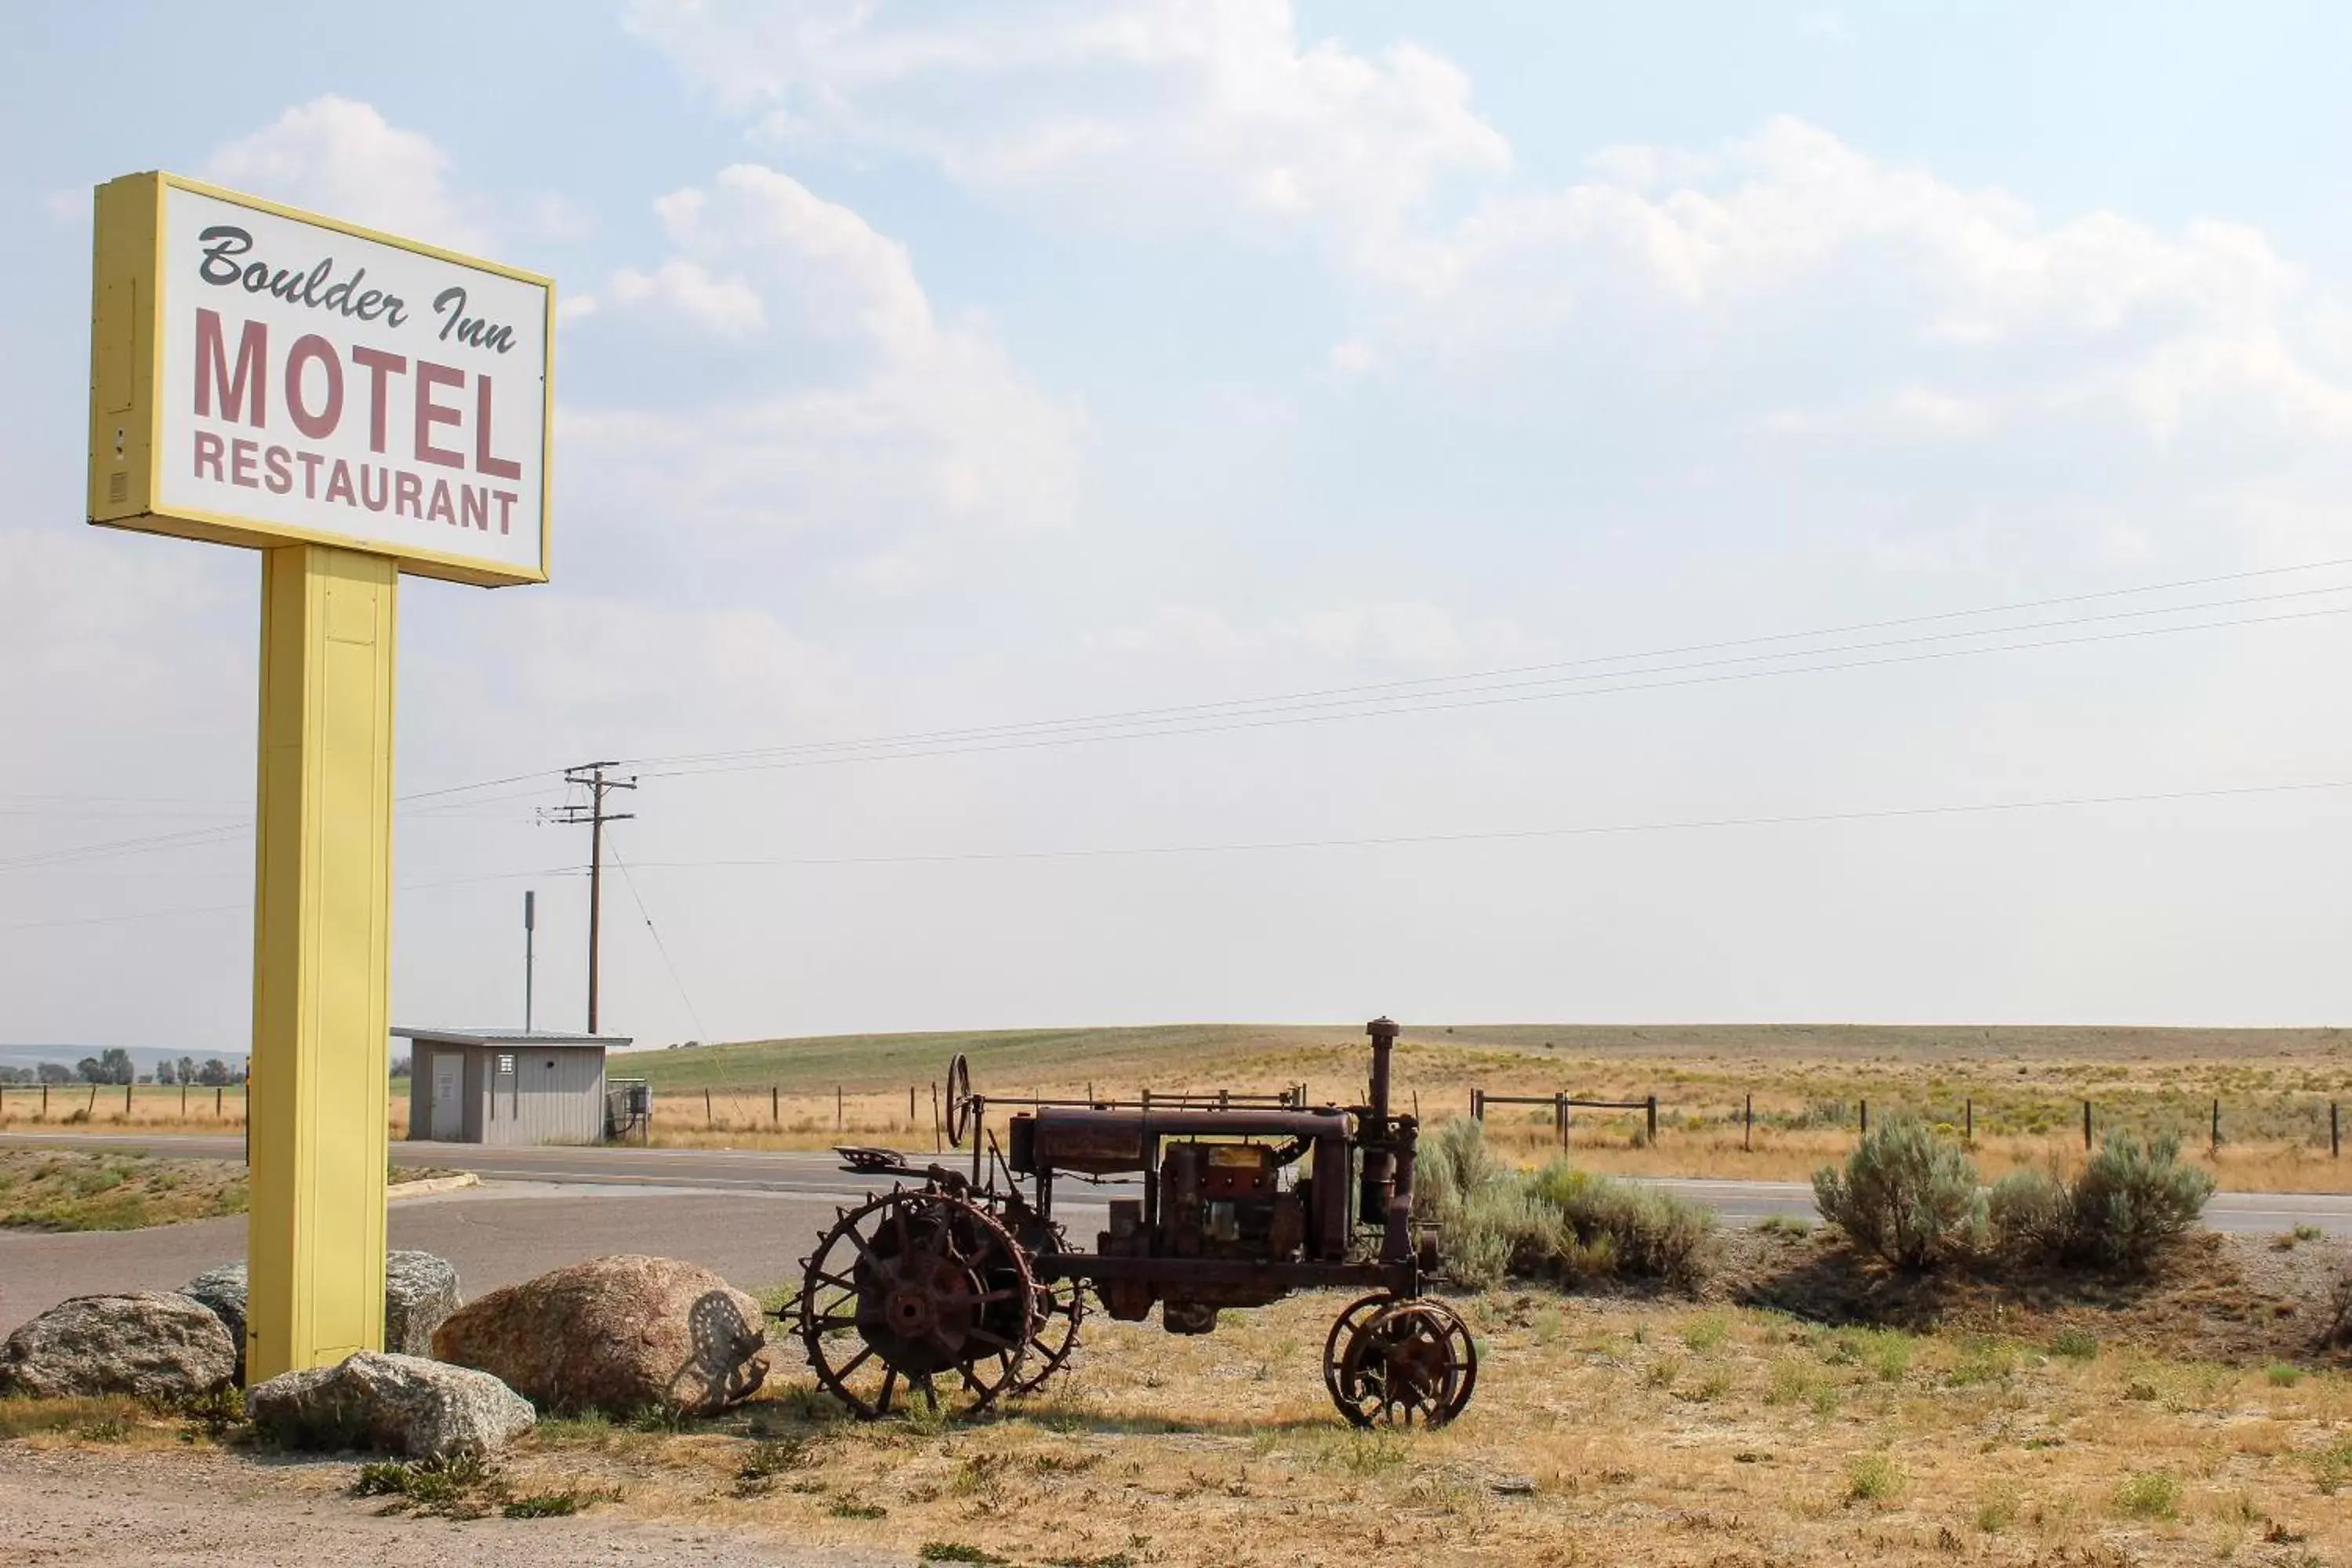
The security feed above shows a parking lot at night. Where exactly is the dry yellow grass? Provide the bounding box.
[0,1082,247,1135]
[6,1279,2349,1563]
[458,1290,2352,1567]
[12,1025,2350,1192]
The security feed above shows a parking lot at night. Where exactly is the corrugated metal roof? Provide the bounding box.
[390,1026,632,1047]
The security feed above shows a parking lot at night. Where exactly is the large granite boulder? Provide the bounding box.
[431,1254,768,1416]
[246,1352,533,1460]
[383,1252,463,1356]
[179,1264,249,1371]
[181,1251,461,1380]
[1,1291,236,1399]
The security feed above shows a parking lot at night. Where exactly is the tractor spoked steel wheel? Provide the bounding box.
[1320,1293,1396,1413]
[1007,1226,1086,1397]
[798,1187,1036,1420]
[1328,1298,1477,1428]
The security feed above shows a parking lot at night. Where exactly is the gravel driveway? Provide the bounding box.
[2,1446,906,1566]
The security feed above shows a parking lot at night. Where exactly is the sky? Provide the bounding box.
[6,1,2352,1054]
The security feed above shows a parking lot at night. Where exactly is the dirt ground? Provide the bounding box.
[0,1444,901,1566]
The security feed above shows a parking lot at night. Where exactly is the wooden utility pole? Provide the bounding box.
[551,763,637,1033]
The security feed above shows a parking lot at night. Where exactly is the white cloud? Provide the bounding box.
[204,95,494,254]
[605,258,768,336]
[1344,115,2352,473]
[576,165,1084,555]
[624,0,1511,256]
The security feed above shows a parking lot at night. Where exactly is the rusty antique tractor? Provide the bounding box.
[793,1017,1476,1428]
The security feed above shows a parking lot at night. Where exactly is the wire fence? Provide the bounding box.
[0,1080,247,1126]
[1468,1084,2346,1160]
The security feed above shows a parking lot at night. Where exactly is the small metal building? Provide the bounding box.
[396,1026,631,1146]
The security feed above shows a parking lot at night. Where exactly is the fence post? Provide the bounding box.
[2210,1098,2221,1157]
[1472,1089,1485,1123]
[1744,1091,1753,1152]
[771,1086,779,1126]
[124,1082,132,1117]
[214,1083,221,1116]
[2334,1101,2341,1159]
[835,1085,844,1131]
[1411,1089,1419,1121]
[44,1082,51,1115]
[1554,1092,1567,1149]
[181,1081,188,1116]
[1965,1098,1973,1148]
[1646,1094,1658,1142]
[1859,1099,1868,1137]
[86,1084,97,1116]
[704,1088,712,1127]
[909,1084,916,1122]
[931,1081,942,1152]
[2082,1100,2092,1152]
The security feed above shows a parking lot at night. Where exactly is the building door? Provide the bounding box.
[430,1052,463,1140]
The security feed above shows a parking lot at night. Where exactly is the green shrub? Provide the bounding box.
[1987,1167,2070,1261]
[1443,1184,1560,1291]
[2067,1133,2213,1269]
[1416,1125,1717,1290]
[1525,1162,1717,1289]
[2050,1327,2099,1361]
[2112,1471,2180,1520]
[1846,1454,1902,1504]
[1414,1116,1512,1224]
[1812,1119,1984,1270]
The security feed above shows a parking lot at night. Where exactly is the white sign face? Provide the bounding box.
[153,184,550,579]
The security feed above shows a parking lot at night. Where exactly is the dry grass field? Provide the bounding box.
[9,1023,2349,1192]
[7,1271,2349,1567]
[615,1023,2352,1192]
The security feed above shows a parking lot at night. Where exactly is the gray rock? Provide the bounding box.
[383,1251,462,1356]
[180,1251,461,1377]
[1,1291,236,1400]
[246,1351,534,1460]
[180,1264,249,1372]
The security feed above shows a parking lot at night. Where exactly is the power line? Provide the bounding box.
[0,866,585,933]
[635,603,2352,782]
[608,833,708,1041]
[0,797,568,877]
[616,775,2352,873]
[616,555,2352,774]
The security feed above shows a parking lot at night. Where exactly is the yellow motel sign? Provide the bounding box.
[86,172,554,1381]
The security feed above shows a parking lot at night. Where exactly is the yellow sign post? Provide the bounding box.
[86,172,552,1381]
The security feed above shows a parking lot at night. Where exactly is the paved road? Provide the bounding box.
[0,1185,852,1334]
[5,1130,2347,1234]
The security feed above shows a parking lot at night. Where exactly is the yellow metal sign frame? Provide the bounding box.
[86,171,554,588]
[85,172,554,1381]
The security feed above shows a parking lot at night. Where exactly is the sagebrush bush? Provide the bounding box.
[1987,1166,2071,1261]
[1526,1161,1716,1289]
[1414,1120,1715,1290]
[1414,1116,1510,1222]
[1812,1119,1984,1270]
[2068,1132,2213,1269]
[1445,1184,1562,1290]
